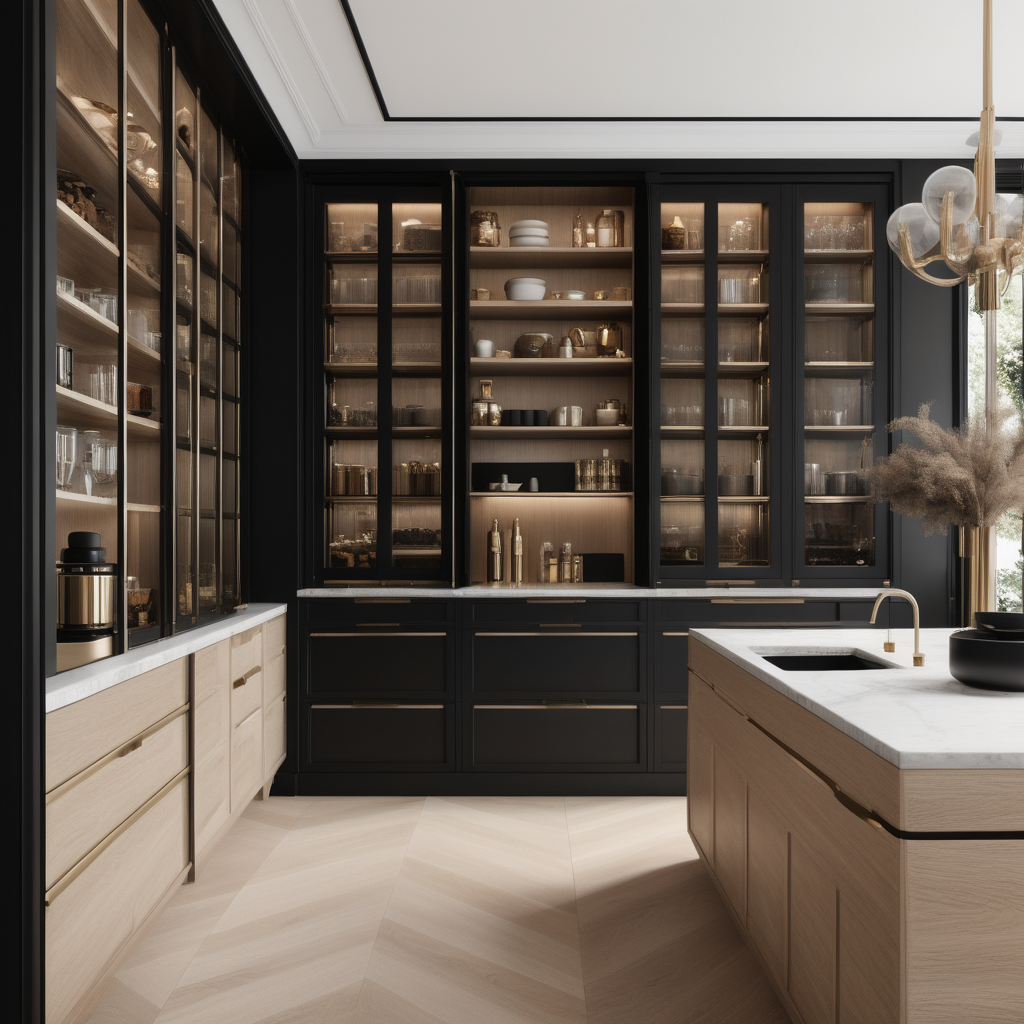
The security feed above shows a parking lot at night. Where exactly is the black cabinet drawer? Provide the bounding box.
[655,631,689,697]
[655,705,688,770]
[655,599,838,625]
[308,632,452,697]
[469,632,641,696]
[308,704,452,767]
[305,598,455,626]
[471,704,642,769]
[467,599,643,626]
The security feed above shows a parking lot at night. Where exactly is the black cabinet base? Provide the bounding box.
[274,771,686,797]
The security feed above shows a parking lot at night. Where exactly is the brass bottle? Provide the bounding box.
[487,518,503,583]
[512,518,523,586]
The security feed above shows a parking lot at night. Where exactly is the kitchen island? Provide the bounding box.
[687,627,1024,1024]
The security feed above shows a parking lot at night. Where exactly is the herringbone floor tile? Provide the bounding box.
[86,795,789,1024]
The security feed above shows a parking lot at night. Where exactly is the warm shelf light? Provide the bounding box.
[885,0,1023,310]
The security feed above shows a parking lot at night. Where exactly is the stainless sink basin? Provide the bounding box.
[760,652,889,671]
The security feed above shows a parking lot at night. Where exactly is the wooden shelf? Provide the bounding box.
[56,385,116,429]
[804,249,874,263]
[470,491,632,498]
[805,303,874,315]
[55,199,118,292]
[56,490,117,506]
[804,361,874,377]
[126,502,162,513]
[470,246,632,269]
[719,303,770,317]
[324,361,443,378]
[660,250,770,264]
[660,303,705,316]
[718,361,770,376]
[718,495,770,503]
[470,300,631,321]
[660,495,705,502]
[325,303,442,317]
[127,255,160,298]
[127,335,163,385]
[805,424,875,435]
[392,426,442,439]
[469,357,631,376]
[660,425,706,436]
[324,427,377,440]
[470,425,632,440]
[719,425,770,435]
[56,290,118,357]
[127,413,161,438]
[660,361,706,377]
[661,250,706,264]
[804,496,871,503]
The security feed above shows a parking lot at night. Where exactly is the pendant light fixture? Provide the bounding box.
[885,0,1023,311]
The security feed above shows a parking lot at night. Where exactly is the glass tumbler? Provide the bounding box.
[56,426,77,490]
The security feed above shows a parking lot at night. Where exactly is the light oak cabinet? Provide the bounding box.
[44,659,191,1024]
[193,639,232,869]
[688,640,1024,1024]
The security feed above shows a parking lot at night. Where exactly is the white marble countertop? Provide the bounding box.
[689,627,1024,769]
[46,603,288,714]
[298,586,888,600]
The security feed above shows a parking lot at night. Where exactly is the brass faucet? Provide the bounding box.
[869,589,925,666]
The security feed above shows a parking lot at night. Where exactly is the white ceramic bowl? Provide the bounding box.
[509,219,548,231]
[508,226,550,238]
[505,277,547,300]
[565,289,586,300]
[509,237,550,247]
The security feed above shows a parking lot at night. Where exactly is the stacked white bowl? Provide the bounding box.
[509,219,549,247]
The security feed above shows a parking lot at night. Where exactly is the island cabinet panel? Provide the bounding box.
[654,704,688,769]
[687,671,901,1024]
[308,704,452,768]
[467,631,642,696]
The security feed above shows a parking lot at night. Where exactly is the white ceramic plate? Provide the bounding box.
[509,219,548,230]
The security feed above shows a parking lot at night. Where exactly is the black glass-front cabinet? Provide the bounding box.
[310,183,453,585]
[305,174,891,589]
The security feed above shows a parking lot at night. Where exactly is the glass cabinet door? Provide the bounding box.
[799,188,888,578]
[320,188,450,582]
[657,191,778,579]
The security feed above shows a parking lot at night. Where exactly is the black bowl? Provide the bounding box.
[948,629,1024,691]
[974,611,1024,634]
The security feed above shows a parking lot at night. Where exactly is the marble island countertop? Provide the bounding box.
[689,627,1024,770]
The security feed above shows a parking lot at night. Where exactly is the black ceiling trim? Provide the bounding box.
[340,2,1024,125]
[338,0,390,120]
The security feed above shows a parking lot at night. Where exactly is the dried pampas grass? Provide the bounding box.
[869,403,1024,535]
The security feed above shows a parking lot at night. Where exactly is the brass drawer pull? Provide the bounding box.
[310,703,444,710]
[117,738,143,757]
[476,631,637,637]
[710,598,805,605]
[474,704,638,711]
[663,631,689,637]
[310,631,445,637]
[232,667,259,689]
[659,705,689,710]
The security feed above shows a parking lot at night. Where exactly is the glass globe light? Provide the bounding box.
[921,165,978,225]
[886,203,940,260]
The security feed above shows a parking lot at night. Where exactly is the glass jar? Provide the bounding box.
[470,210,501,247]
[595,209,625,247]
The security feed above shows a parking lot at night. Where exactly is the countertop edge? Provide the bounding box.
[46,603,288,714]
[687,627,1024,770]
[297,586,888,600]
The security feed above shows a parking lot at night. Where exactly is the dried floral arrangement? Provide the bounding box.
[869,403,1024,534]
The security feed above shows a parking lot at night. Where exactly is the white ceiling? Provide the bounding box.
[212,0,1024,159]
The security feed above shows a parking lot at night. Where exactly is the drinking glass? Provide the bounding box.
[56,427,77,490]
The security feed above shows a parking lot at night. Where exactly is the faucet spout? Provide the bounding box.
[869,589,924,666]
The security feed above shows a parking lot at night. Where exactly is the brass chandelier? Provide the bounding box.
[885,0,1023,310]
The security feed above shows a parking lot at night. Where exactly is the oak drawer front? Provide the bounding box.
[194,639,229,709]
[195,676,230,767]
[469,632,641,695]
[47,658,188,792]
[308,632,451,697]
[264,647,286,705]
[231,709,264,812]
[308,704,450,767]
[656,705,688,769]
[45,776,189,1024]
[195,732,230,860]
[231,666,262,727]
[264,612,286,656]
[471,705,642,768]
[265,694,286,770]
[468,599,642,626]
[306,599,454,626]
[46,709,189,890]
[230,625,263,681]
[655,631,689,697]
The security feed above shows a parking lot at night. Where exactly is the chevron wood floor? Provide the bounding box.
[86,796,790,1024]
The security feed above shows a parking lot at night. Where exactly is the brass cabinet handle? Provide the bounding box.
[476,631,637,637]
[473,704,638,710]
[117,738,143,757]
[310,703,444,710]
[310,631,446,637]
[663,631,689,636]
[709,598,805,605]
[659,705,689,710]
[232,667,260,688]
